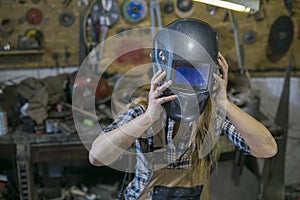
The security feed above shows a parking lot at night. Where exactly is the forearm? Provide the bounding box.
[89,113,152,166]
[225,100,277,158]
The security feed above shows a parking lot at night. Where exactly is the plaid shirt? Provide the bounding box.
[102,105,251,200]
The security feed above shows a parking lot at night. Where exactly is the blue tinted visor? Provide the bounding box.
[172,60,211,91]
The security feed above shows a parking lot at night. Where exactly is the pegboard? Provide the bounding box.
[0,0,299,77]
[107,0,300,77]
[0,0,83,69]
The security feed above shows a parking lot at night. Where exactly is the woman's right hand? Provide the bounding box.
[145,70,177,122]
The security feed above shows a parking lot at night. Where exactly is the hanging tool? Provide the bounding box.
[206,5,217,15]
[25,28,43,45]
[64,46,71,63]
[58,11,75,27]
[83,0,120,73]
[284,0,294,16]
[149,0,162,38]
[25,8,43,25]
[52,52,59,67]
[243,30,256,44]
[266,15,294,63]
[62,0,72,8]
[83,0,119,49]
[18,28,43,49]
[174,0,194,18]
[228,11,245,75]
[122,0,148,24]
[161,0,174,14]
[0,18,14,37]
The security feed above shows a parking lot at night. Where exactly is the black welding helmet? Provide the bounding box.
[150,19,219,122]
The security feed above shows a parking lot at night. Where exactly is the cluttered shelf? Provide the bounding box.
[0,129,98,146]
[0,49,44,56]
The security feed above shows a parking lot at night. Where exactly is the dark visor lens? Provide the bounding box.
[172,60,210,90]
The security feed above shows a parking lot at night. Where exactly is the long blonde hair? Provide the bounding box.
[130,97,220,176]
[190,99,219,179]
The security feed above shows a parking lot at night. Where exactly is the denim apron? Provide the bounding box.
[137,167,210,200]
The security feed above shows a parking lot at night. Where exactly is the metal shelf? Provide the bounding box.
[0,49,44,56]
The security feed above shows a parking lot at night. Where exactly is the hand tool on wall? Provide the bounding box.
[284,0,294,16]
[149,0,162,37]
[64,46,71,63]
[58,11,75,27]
[243,30,256,44]
[52,52,59,67]
[62,0,72,8]
[206,5,217,15]
[174,0,194,18]
[122,0,148,24]
[25,8,43,25]
[266,15,294,63]
[83,0,120,73]
[228,11,245,75]
[0,18,14,37]
[18,28,43,49]
[161,0,174,14]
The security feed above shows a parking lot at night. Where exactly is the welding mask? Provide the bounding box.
[150,19,219,122]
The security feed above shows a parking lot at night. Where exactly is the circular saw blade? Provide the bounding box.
[122,0,148,24]
[26,8,43,25]
[266,16,294,62]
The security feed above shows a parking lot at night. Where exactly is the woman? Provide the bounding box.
[89,19,277,200]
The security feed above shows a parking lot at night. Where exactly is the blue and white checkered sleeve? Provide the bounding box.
[222,118,251,154]
[101,105,145,133]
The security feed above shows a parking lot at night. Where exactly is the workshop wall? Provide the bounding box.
[0,0,82,69]
[0,0,299,76]
[252,77,300,186]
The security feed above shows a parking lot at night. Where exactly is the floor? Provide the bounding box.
[210,160,259,200]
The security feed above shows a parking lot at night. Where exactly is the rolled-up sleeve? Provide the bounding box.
[222,118,251,154]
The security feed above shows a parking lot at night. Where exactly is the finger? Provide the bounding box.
[153,80,172,97]
[151,71,167,93]
[153,70,166,83]
[156,94,177,105]
[151,70,166,86]
[150,69,164,92]
[218,60,228,82]
[213,73,223,85]
[212,74,222,93]
[217,54,228,80]
[218,52,228,67]
[218,52,228,68]
[151,69,162,82]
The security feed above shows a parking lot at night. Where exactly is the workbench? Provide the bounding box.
[0,131,98,200]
